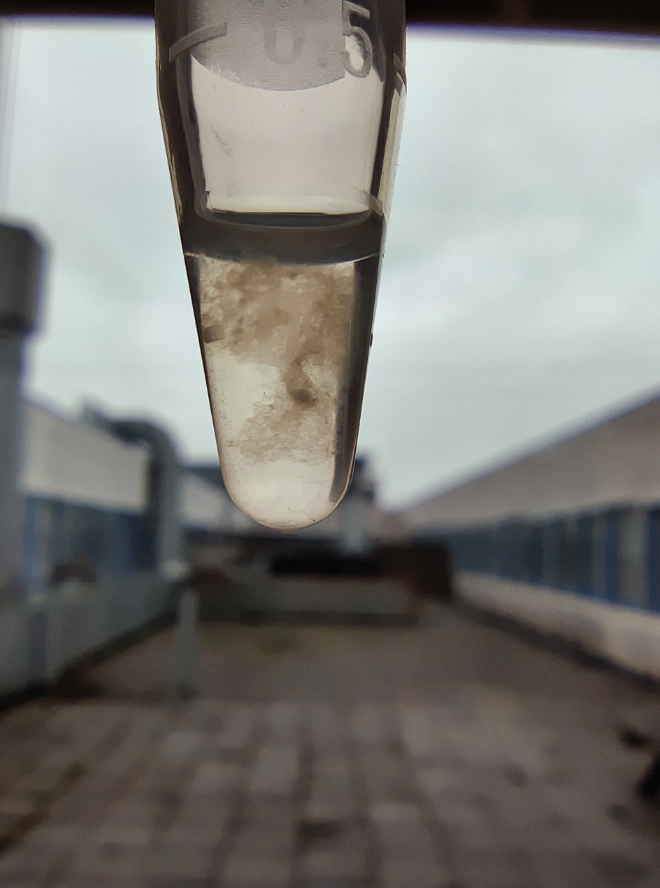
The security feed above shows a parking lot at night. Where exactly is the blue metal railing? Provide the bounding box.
[21,496,155,594]
[436,504,660,614]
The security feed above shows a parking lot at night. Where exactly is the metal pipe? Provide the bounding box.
[0,223,43,604]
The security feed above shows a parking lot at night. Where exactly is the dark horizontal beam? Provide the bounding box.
[1,0,659,37]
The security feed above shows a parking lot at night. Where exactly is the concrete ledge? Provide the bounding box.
[242,577,416,624]
[457,570,660,682]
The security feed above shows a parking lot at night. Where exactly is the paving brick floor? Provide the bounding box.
[1,603,660,887]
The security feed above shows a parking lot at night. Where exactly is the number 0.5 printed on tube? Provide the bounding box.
[156,0,406,529]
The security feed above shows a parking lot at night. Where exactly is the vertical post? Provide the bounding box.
[108,420,184,580]
[174,588,198,698]
[339,456,375,556]
[0,224,43,604]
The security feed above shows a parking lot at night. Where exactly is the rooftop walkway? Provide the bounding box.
[0,602,659,887]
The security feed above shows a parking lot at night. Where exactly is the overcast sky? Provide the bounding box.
[4,20,660,506]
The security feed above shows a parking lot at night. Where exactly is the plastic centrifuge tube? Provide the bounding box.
[155,0,406,530]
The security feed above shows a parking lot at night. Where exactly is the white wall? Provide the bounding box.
[20,402,148,512]
[404,395,660,530]
[458,571,660,682]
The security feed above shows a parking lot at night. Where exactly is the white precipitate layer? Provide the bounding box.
[199,258,357,529]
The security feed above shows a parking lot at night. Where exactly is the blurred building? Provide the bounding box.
[0,223,43,605]
[0,396,227,696]
[0,388,410,698]
[400,392,660,680]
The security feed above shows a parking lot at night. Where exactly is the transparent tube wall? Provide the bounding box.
[156,0,406,529]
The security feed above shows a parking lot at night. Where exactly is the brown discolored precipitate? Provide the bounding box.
[186,230,381,529]
[155,0,406,528]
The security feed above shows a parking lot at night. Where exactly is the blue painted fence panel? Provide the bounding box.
[22,496,155,595]
[442,504,660,618]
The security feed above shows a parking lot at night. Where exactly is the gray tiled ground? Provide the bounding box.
[1,603,660,887]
